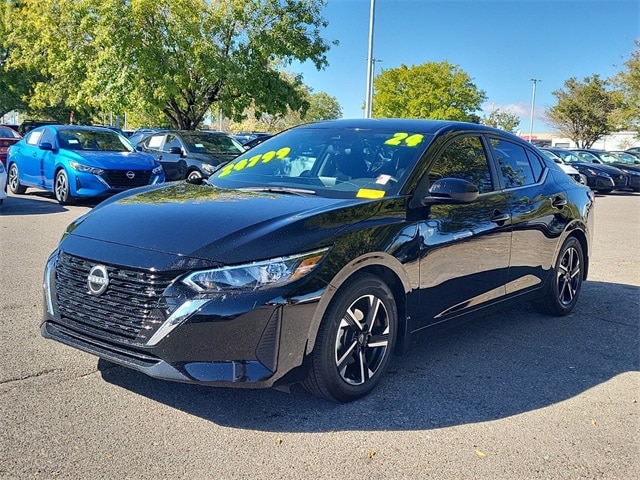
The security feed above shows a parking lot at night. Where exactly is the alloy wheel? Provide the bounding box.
[557,246,581,306]
[55,171,68,203]
[334,294,390,386]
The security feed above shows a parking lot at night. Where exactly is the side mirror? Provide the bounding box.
[135,145,143,152]
[421,178,480,205]
[168,147,182,156]
[39,142,54,151]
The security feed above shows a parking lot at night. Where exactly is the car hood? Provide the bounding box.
[570,161,624,175]
[66,150,157,170]
[558,164,579,175]
[187,151,238,164]
[606,162,640,173]
[61,183,381,269]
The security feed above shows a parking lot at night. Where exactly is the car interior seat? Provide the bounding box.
[334,153,369,180]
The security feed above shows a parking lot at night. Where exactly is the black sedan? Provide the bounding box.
[138,130,244,181]
[542,147,628,194]
[42,119,594,402]
[571,149,640,192]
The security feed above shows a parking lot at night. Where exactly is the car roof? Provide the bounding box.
[294,118,531,144]
[31,125,119,133]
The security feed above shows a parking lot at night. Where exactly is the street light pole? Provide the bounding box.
[528,78,541,143]
[364,0,376,118]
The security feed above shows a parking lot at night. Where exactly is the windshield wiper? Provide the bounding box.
[240,186,316,196]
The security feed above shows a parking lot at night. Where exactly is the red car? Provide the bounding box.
[0,126,21,166]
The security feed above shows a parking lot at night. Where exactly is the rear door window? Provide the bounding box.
[490,138,542,188]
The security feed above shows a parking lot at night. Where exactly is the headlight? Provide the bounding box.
[152,165,163,175]
[588,169,610,178]
[69,161,104,175]
[202,163,215,174]
[182,247,330,293]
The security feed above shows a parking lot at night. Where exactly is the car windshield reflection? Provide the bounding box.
[210,127,433,199]
[58,129,132,152]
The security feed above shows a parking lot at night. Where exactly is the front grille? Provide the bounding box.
[54,252,176,345]
[101,170,152,188]
[613,175,628,188]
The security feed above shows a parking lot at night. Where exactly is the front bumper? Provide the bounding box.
[42,250,323,388]
[70,170,164,198]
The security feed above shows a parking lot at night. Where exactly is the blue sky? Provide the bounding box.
[293,0,639,133]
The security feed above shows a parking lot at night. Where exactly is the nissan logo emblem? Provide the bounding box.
[126,171,135,179]
[87,265,109,296]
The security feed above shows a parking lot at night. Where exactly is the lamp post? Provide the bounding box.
[528,78,541,143]
[364,0,376,118]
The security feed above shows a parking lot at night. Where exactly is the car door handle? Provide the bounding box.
[551,196,567,208]
[491,210,510,224]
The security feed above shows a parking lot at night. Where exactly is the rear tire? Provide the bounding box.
[534,236,584,316]
[8,163,26,194]
[303,273,398,402]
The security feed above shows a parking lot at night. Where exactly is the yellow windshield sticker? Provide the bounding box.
[384,132,424,147]
[218,147,292,178]
[357,189,386,199]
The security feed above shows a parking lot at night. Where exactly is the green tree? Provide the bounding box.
[545,75,619,148]
[481,108,521,133]
[372,62,486,120]
[0,0,30,118]
[5,0,333,129]
[231,88,341,133]
[612,40,640,136]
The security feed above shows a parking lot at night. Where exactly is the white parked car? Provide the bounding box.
[0,161,7,206]
[539,148,587,185]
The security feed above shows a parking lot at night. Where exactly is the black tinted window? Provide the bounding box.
[491,138,538,188]
[429,136,494,193]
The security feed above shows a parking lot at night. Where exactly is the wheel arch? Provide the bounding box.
[304,252,413,359]
[54,165,72,192]
[567,227,589,281]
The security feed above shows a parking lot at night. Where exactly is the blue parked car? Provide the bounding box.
[7,125,164,204]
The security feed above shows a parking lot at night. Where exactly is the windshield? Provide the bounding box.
[556,150,590,163]
[181,132,245,157]
[210,126,432,199]
[592,152,622,164]
[58,129,133,152]
[572,151,600,163]
[0,127,20,139]
[607,152,637,165]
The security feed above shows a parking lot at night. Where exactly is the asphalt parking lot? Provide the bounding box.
[1,189,638,479]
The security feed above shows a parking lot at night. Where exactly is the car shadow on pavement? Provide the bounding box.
[98,279,639,432]
[1,192,69,215]
[1,191,100,215]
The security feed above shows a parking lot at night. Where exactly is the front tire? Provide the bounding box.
[535,236,584,316]
[187,169,203,181]
[54,169,75,205]
[303,273,398,402]
[8,163,26,194]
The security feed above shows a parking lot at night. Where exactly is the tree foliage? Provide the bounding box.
[481,108,521,133]
[0,0,30,118]
[545,75,620,148]
[4,0,334,129]
[230,87,341,133]
[372,62,486,121]
[612,40,640,136]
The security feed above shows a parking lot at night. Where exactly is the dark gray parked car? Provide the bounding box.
[138,130,244,181]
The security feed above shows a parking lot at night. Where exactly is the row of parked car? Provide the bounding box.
[540,147,640,193]
[0,124,254,205]
[1,121,639,207]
